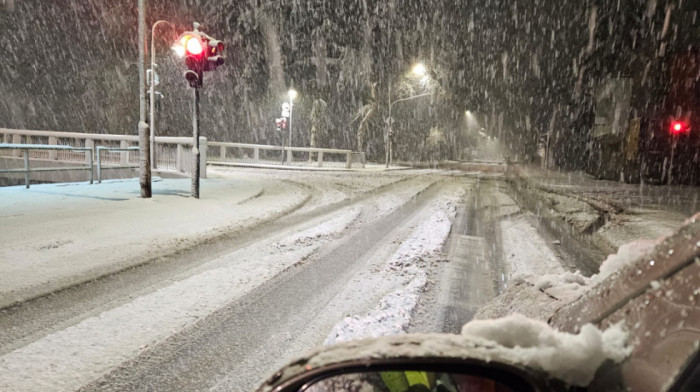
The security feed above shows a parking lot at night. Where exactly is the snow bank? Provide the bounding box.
[478,230,667,323]
[324,272,428,344]
[506,232,663,314]
[461,314,631,386]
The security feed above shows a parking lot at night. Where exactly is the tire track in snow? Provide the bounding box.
[0,209,361,392]
[78,179,450,392]
[0,175,434,356]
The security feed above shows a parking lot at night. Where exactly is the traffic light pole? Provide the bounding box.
[175,22,225,198]
[191,85,201,199]
[288,99,293,164]
[280,132,286,164]
[668,135,677,186]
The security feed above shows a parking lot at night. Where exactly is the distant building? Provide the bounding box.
[582,1,700,185]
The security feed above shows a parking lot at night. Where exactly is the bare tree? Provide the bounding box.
[353,83,378,153]
[309,98,327,159]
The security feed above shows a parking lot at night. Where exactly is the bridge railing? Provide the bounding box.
[207,142,364,169]
[0,144,93,188]
[0,129,206,178]
[1,128,365,186]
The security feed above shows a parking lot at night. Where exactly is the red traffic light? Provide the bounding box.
[185,36,203,55]
[175,34,205,57]
[175,26,226,87]
[670,120,690,135]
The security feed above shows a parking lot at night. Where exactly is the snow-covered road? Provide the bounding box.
[1,167,679,391]
[2,168,466,391]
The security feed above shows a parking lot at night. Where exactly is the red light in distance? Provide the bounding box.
[670,120,690,134]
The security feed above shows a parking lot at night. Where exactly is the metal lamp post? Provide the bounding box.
[149,20,174,170]
[137,0,151,198]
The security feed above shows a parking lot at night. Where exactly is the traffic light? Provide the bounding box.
[670,120,691,135]
[206,39,225,71]
[275,118,287,131]
[174,24,226,88]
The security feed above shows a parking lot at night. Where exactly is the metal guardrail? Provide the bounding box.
[208,142,364,169]
[0,129,207,179]
[96,146,139,183]
[0,144,93,188]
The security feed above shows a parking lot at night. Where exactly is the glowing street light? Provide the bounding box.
[385,63,437,167]
[412,63,427,77]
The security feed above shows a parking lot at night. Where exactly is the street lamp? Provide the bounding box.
[285,89,298,164]
[386,64,436,168]
[149,19,174,170]
[412,63,427,77]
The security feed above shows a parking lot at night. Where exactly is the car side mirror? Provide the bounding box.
[303,370,521,392]
[258,355,572,392]
[293,362,538,392]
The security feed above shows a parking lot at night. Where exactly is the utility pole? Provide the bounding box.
[138,0,152,198]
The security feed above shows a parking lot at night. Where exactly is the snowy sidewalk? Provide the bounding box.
[0,176,308,308]
[508,164,693,253]
[511,164,699,216]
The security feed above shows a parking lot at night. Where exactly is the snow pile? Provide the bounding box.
[386,210,453,273]
[479,234,664,321]
[324,272,428,344]
[530,271,590,303]
[591,238,660,283]
[461,314,631,386]
[522,238,657,304]
[325,192,460,345]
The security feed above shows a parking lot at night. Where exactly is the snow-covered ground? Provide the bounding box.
[0,167,689,391]
[0,168,423,308]
[0,207,361,391]
[0,168,449,391]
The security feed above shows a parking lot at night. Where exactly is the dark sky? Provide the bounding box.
[0,0,697,164]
